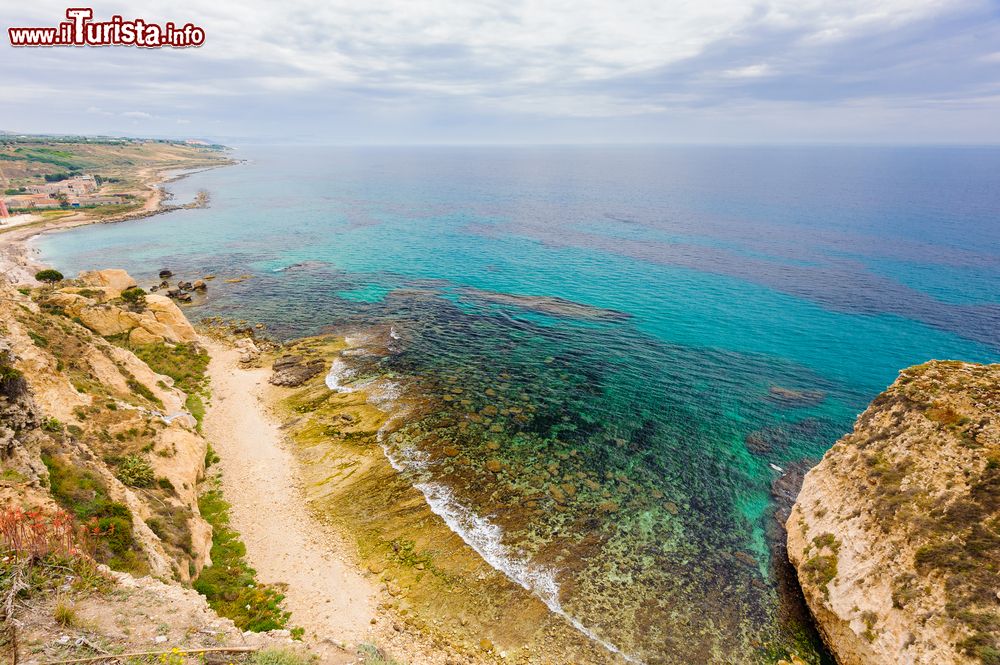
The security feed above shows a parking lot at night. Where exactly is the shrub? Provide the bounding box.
[34,269,64,284]
[41,417,63,432]
[115,455,155,488]
[0,363,26,399]
[120,286,147,312]
[53,599,78,626]
[357,644,402,665]
[0,507,85,562]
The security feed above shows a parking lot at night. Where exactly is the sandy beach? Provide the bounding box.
[202,339,377,661]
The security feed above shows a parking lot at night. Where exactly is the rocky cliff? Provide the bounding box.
[1,270,209,582]
[788,361,999,665]
[1,269,313,663]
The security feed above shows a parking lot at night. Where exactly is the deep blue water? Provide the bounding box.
[37,146,1000,663]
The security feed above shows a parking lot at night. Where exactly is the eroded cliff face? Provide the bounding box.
[0,271,211,583]
[788,361,1000,665]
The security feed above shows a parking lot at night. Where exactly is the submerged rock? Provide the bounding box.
[768,385,825,407]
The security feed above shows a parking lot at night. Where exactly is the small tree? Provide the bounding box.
[34,269,64,284]
[120,286,147,312]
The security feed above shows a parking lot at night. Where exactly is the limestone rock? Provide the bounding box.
[129,327,164,346]
[235,337,260,365]
[77,304,142,336]
[142,295,198,343]
[787,361,999,665]
[78,269,138,299]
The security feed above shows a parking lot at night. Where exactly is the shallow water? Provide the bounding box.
[38,146,1000,663]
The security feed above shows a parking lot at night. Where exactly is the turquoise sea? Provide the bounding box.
[38,146,1000,663]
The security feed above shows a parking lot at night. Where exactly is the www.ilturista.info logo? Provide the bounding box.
[8,8,205,48]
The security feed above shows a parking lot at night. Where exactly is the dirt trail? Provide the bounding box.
[202,339,376,659]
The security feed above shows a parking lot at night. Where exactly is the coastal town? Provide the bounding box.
[0,135,223,224]
[1,173,135,215]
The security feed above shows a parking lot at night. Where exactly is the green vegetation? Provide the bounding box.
[130,342,209,395]
[44,171,79,182]
[194,482,291,632]
[34,269,64,283]
[115,454,155,488]
[127,341,210,427]
[0,361,24,398]
[27,330,49,347]
[204,443,220,469]
[120,286,147,312]
[126,376,162,407]
[357,644,402,665]
[53,599,78,627]
[186,393,206,431]
[41,453,147,574]
[801,533,840,599]
[251,649,313,665]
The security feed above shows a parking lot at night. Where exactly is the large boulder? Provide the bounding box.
[140,295,198,343]
[78,269,138,299]
[234,337,260,365]
[76,304,143,337]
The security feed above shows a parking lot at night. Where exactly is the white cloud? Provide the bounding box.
[722,64,774,79]
[1,0,997,141]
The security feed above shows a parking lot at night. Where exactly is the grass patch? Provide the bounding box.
[204,443,220,469]
[27,331,49,347]
[194,483,291,632]
[130,342,209,394]
[125,376,163,408]
[186,393,206,431]
[250,649,313,665]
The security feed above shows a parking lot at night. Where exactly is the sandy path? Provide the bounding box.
[201,339,376,655]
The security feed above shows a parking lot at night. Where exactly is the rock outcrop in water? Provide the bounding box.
[788,361,999,665]
[269,354,325,387]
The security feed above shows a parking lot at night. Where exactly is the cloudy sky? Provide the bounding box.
[3,0,1000,144]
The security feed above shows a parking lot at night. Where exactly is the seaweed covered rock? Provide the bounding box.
[269,355,325,387]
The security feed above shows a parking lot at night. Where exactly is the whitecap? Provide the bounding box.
[324,357,357,392]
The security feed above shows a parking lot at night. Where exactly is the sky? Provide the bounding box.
[3,0,1000,144]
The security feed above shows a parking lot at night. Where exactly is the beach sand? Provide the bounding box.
[202,339,377,661]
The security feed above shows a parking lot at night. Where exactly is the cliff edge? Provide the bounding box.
[788,361,999,665]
